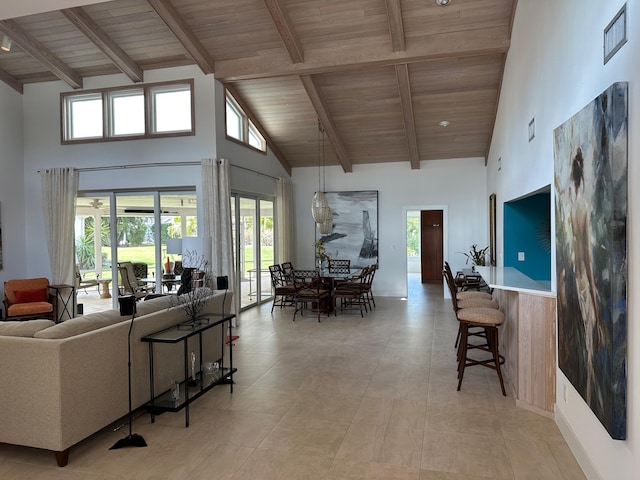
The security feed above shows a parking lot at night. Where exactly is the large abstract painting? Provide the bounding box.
[317,191,378,268]
[554,82,627,439]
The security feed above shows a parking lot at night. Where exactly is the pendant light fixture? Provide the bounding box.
[311,120,332,231]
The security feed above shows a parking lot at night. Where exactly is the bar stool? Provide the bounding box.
[443,268,499,348]
[444,262,493,301]
[456,307,506,396]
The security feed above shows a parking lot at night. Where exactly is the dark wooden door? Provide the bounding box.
[421,210,443,283]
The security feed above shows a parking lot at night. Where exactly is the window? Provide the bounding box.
[151,84,192,133]
[62,79,194,143]
[66,93,103,139]
[109,89,144,137]
[225,90,266,153]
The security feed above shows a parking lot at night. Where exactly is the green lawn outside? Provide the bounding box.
[83,244,275,279]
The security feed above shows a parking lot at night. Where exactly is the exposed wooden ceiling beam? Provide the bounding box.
[395,64,419,169]
[0,67,23,94]
[216,27,510,81]
[385,0,405,52]
[147,0,215,75]
[264,0,303,64]
[62,7,143,83]
[0,19,82,89]
[300,75,352,173]
[224,83,292,176]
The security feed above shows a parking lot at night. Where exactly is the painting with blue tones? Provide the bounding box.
[554,82,627,439]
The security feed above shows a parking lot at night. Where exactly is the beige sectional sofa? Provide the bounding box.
[0,290,233,467]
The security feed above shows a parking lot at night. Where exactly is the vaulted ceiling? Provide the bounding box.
[0,0,516,174]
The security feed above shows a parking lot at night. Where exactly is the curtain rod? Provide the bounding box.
[41,161,281,180]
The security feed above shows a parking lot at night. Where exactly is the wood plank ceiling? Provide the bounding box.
[0,0,516,173]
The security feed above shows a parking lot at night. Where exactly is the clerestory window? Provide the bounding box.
[61,79,194,144]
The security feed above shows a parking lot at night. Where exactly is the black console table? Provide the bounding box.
[141,313,236,427]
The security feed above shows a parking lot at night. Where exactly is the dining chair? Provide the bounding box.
[291,269,329,322]
[269,264,296,313]
[281,262,294,282]
[332,267,368,317]
[361,263,378,309]
[328,259,350,273]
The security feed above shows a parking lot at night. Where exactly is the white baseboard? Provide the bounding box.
[554,405,602,480]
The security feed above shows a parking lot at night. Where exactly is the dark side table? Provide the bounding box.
[49,284,76,322]
[141,313,236,427]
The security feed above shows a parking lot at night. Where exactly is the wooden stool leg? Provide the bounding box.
[457,323,468,390]
[488,326,507,396]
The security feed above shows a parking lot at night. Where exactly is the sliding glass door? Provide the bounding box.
[231,194,275,310]
[75,190,196,312]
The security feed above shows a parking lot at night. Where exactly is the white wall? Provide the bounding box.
[21,66,217,278]
[487,1,638,478]
[0,81,25,288]
[292,158,488,297]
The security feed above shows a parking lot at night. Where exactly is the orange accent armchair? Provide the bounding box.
[3,278,55,321]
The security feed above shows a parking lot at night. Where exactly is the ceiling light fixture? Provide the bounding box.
[435,0,452,6]
[1,35,12,52]
[439,120,450,127]
[311,120,333,234]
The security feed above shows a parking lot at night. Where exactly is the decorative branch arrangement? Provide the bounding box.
[168,249,213,322]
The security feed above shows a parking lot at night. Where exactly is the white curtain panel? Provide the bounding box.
[40,168,78,287]
[202,158,235,307]
[276,177,294,264]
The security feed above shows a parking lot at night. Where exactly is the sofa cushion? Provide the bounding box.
[15,288,48,304]
[34,310,124,339]
[135,295,172,317]
[0,320,55,337]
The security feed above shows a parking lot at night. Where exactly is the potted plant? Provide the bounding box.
[315,240,331,269]
[460,244,489,266]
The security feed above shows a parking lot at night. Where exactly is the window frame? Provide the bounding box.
[224,89,267,154]
[61,79,195,144]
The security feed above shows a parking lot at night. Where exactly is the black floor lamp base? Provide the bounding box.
[110,433,148,450]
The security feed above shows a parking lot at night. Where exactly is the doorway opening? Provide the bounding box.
[406,207,445,297]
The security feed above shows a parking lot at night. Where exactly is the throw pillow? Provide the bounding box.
[15,288,48,303]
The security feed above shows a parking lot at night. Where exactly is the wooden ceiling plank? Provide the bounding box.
[385,0,405,52]
[225,82,292,176]
[0,19,82,89]
[300,75,352,173]
[263,0,304,64]
[0,67,23,94]
[395,64,419,169]
[62,7,143,83]
[147,0,215,75]
[216,26,510,81]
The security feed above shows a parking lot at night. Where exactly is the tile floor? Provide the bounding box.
[0,277,586,479]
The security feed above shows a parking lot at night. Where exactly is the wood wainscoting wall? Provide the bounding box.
[494,289,557,417]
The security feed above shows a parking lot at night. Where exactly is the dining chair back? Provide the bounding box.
[269,264,296,313]
[328,259,350,273]
[291,269,329,322]
[333,267,368,317]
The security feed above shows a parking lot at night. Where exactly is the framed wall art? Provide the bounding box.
[316,190,378,268]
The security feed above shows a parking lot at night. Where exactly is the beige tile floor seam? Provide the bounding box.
[0,276,586,479]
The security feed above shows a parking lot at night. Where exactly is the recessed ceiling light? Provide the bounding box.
[435,0,452,6]
[439,120,450,127]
